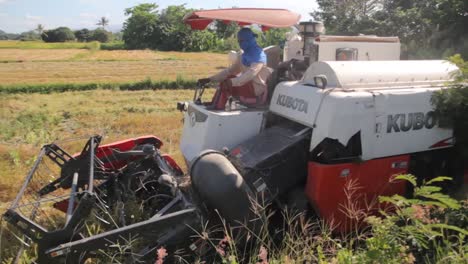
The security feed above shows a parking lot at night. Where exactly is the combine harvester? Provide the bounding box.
[2,8,465,263]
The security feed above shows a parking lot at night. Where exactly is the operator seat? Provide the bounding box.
[263,45,284,103]
[263,46,281,70]
[223,47,280,108]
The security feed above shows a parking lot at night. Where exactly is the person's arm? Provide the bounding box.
[230,62,264,87]
[209,57,241,82]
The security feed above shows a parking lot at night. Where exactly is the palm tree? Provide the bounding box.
[96,17,109,29]
[35,24,45,35]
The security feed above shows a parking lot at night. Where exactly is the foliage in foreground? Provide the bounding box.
[189,175,467,264]
[2,175,466,263]
[313,0,468,59]
[432,54,468,158]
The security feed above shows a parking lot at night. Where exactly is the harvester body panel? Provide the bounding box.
[316,41,400,61]
[180,103,264,164]
[270,60,458,160]
[306,154,410,232]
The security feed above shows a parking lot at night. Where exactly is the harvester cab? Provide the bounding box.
[180,8,465,233]
[179,8,403,166]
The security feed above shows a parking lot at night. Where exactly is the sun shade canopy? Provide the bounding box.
[183,8,301,31]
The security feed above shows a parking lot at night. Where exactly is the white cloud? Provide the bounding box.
[0,0,11,4]
[25,14,42,21]
[0,13,8,17]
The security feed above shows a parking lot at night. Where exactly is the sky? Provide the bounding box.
[0,0,319,33]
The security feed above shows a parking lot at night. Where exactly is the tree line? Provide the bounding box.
[313,0,468,59]
[0,21,119,43]
[40,27,114,43]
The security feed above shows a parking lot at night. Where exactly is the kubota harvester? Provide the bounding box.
[2,8,466,264]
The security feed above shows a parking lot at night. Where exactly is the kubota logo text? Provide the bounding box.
[276,94,308,114]
[387,111,437,133]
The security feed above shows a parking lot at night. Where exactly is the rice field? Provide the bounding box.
[0,59,225,84]
[0,49,226,62]
[0,49,228,85]
[0,40,96,49]
[0,41,224,206]
[0,49,88,62]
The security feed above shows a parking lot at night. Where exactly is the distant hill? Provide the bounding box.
[0,29,19,40]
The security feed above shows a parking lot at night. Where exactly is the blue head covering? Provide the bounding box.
[237,28,266,67]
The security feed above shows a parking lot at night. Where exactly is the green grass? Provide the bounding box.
[0,77,199,94]
[0,89,216,195]
[100,41,125,50]
[0,40,103,49]
[0,50,227,85]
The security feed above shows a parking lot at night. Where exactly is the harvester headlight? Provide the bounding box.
[177,101,188,112]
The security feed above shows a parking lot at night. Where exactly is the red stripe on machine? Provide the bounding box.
[429,137,454,149]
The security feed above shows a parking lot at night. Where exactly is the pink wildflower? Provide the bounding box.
[216,236,231,257]
[155,247,168,264]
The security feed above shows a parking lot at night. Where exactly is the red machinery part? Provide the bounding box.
[53,199,76,213]
[305,155,410,233]
[95,135,163,169]
[54,136,183,213]
[464,168,468,185]
[162,154,184,175]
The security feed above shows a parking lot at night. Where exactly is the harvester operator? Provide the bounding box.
[197,28,272,109]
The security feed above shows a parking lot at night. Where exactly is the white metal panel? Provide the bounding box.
[308,90,375,154]
[317,41,400,61]
[303,60,459,89]
[317,35,399,43]
[270,77,455,161]
[282,35,400,62]
[180,103,264,164]
[369,88,453,160]
[270,81,326,128]
[305,87,454,160]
